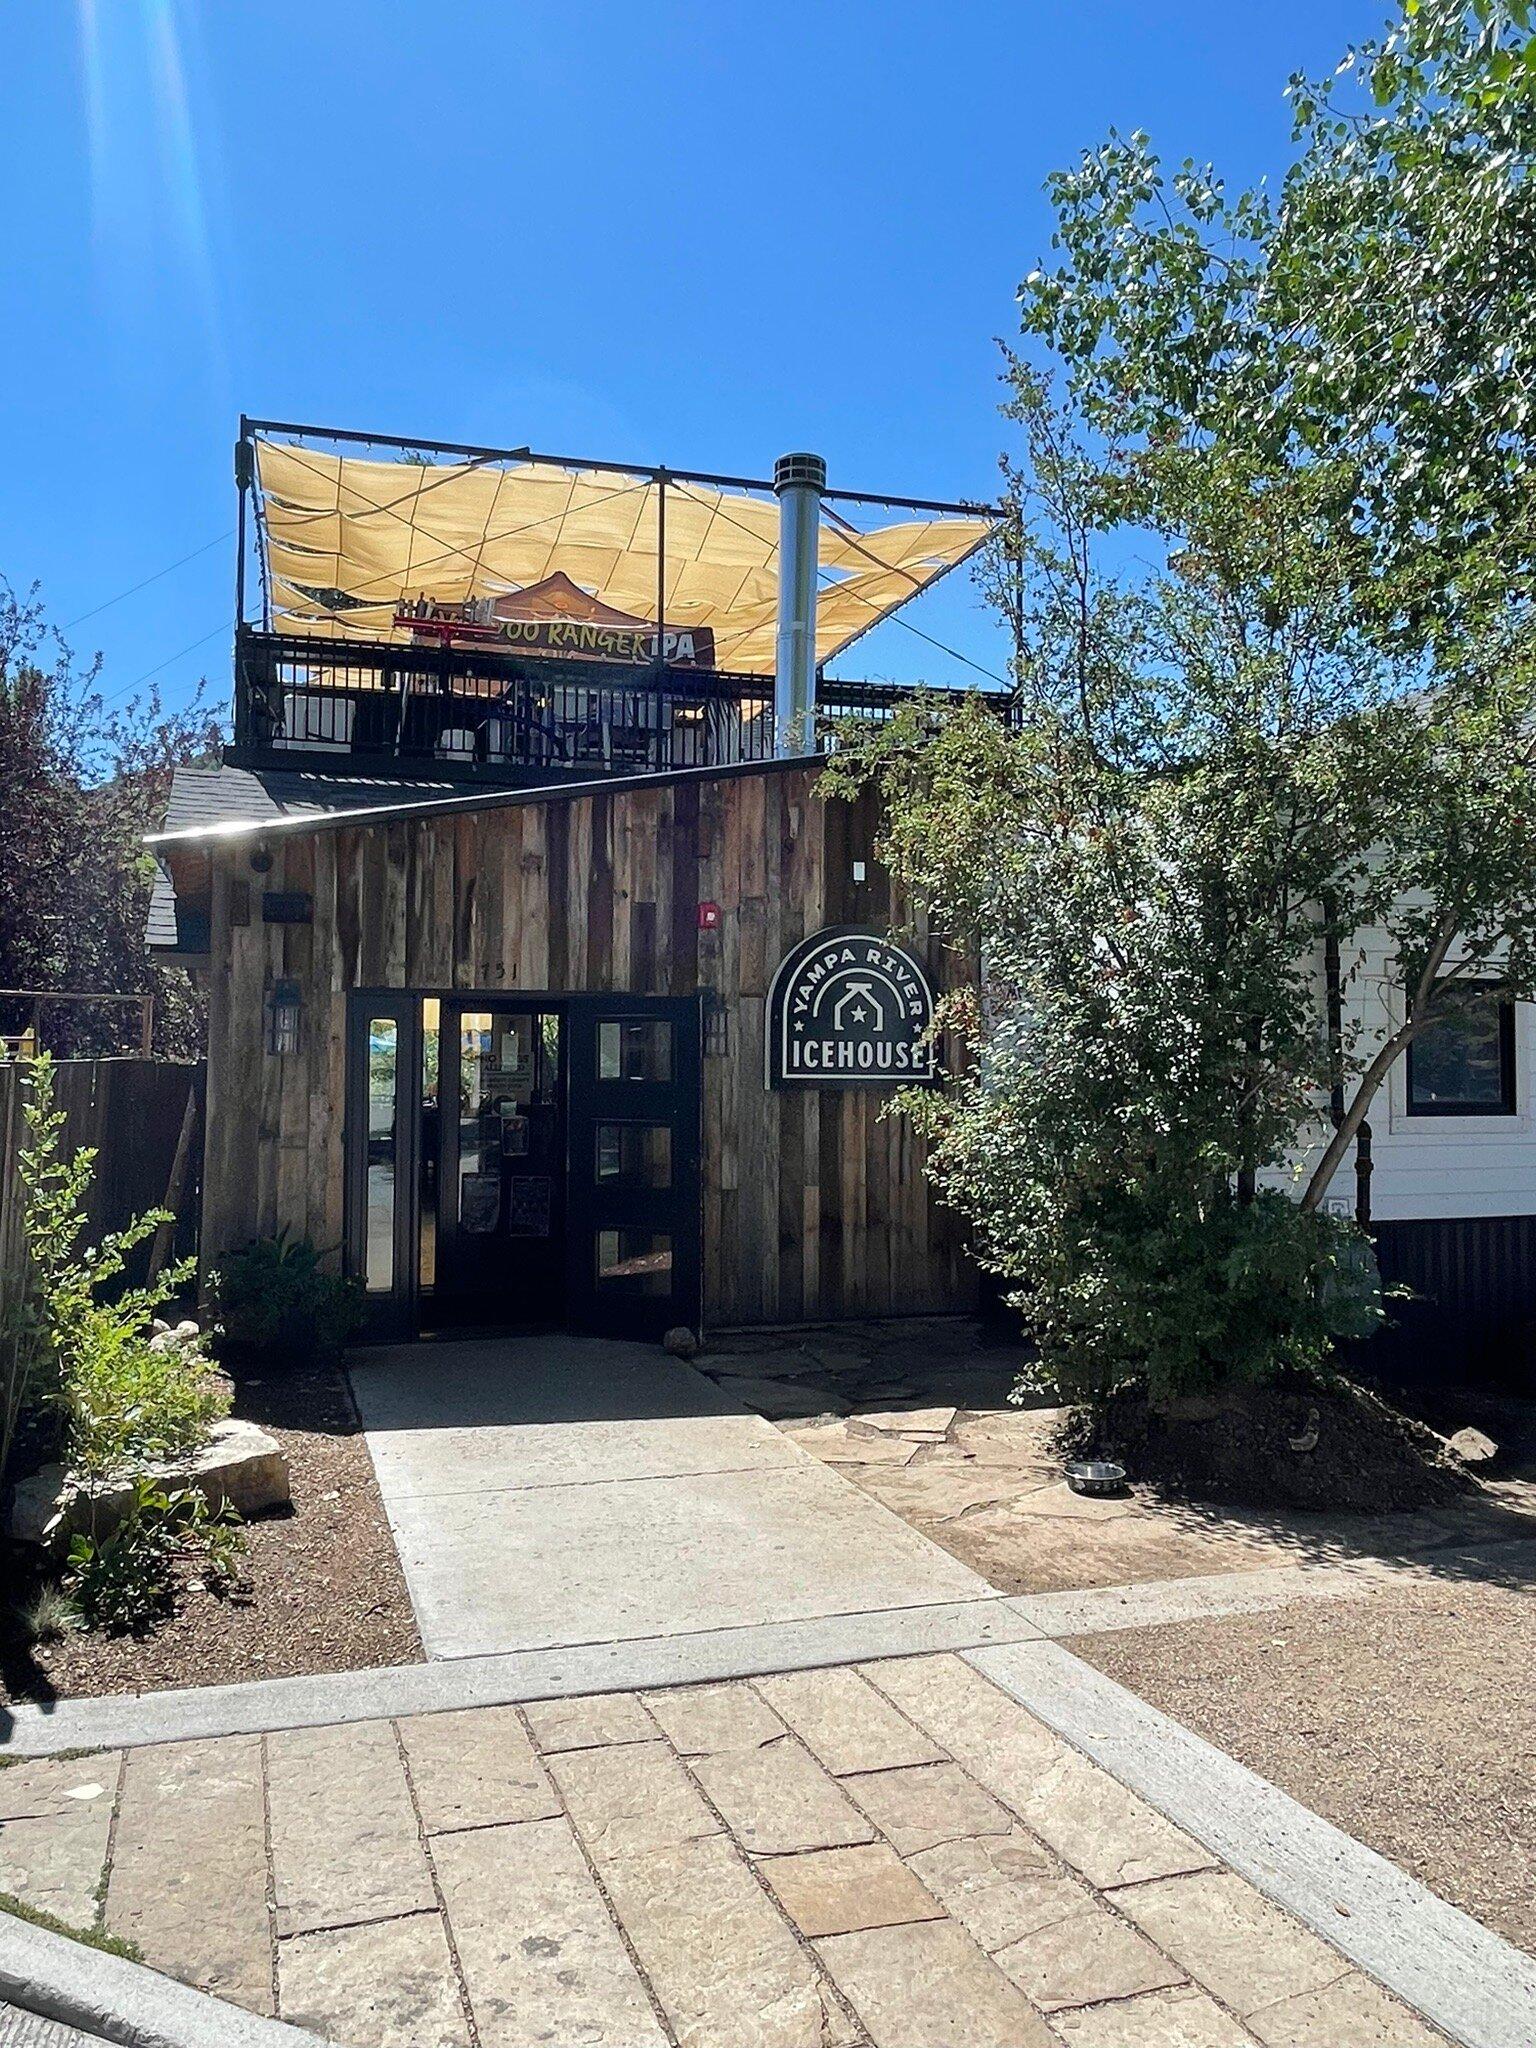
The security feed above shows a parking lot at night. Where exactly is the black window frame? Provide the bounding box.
[1405,983,1517,1118]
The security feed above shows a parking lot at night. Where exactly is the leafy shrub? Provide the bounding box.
[10,1057,228,1482]
[63,1317,227,1483]
[209,1230,364,1363]
[64,1478,242,1634]
[1001,1185,1382,1410]
[6,1056,243,1631]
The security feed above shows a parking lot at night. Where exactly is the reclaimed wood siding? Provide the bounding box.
[201,766,975,1324]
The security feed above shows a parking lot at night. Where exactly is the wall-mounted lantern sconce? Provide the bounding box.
[703,988,730,1058]
[265,977,302,1056]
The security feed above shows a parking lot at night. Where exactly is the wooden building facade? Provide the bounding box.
[159,757,975,1337]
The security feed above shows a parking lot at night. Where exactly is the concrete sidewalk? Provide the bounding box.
[348,1335,985,1659]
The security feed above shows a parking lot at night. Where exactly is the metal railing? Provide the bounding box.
[234,630,778,777]
[232,630,1011,782]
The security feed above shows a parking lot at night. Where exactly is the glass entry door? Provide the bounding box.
[346,996,422,1337]
[564,996,702,1338]
[434,1000,566,1326]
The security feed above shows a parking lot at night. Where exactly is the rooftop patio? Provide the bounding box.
[230,625,960,784]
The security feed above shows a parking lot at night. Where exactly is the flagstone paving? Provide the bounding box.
[717,1319,1536,1599]
[0,1654,1447,2047]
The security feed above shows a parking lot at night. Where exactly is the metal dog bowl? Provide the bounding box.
[1065,1459,1127,1497]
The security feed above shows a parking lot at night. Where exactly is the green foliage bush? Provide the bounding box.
[63,1477,241,1635]
[63,1318,227,1484]
[6,1055,243,1629]
[209,1229,364,1364]
[12,1057,228,1481]
[824,5,1536,1423]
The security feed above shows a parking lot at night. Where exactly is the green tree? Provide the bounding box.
[0,580,222,1059]
[1018,0,1536,636]
[830,5,1536,1402]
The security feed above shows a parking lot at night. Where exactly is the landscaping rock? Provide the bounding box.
[858,1405,958,1440]
[662,1325,699,1359]
[6,1419,290,1549]
[1446,1426,1498,1466]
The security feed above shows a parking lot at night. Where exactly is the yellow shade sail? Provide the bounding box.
[254,440,992,675]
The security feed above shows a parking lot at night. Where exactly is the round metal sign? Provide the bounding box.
[766,927,937,1089]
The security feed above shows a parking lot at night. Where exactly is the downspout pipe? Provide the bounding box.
[1322,896,1373,1229]
[774,452,826,755]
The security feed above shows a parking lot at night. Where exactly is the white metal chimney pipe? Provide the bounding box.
[773,451,826,754]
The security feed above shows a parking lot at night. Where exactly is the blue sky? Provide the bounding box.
[0,1,1363,718]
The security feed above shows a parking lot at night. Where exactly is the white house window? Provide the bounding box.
[1406,985,1516,1116]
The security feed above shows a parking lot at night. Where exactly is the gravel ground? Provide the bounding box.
[0,1358,421,1705]
[1069,1573,1536,1955]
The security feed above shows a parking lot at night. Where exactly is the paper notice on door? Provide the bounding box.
[498,1032,535,1088]
[460,1171,501,1234]
[507,1176,552,1237]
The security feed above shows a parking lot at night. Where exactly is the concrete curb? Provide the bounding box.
[967,1637,1536,2048]
[0,1595,1039,1756]
[11,1543,1519,1756]
[1005,1559,1394,1637]
[1007,1539,1536,1639]
[0,1915,326,2048]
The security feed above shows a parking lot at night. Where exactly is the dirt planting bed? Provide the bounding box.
[1063,1378,1473,1512]
[0,1356,420,1706]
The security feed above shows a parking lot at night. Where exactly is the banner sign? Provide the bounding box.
[766,928,937,1089]
[395,572,716,668]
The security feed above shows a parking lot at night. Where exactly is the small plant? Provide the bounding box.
[63,1313,227,1484]
[18,1580,80,1644]
[6,1056,243,1632]
[12,1055,228,1479]
[209,1229,364,1364]
[63,1478,243,1634]
[200,1500,246,1591]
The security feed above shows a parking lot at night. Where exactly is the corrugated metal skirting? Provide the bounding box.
[1362,1215,1536,1384]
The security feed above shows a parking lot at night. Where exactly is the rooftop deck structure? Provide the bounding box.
[227,419,1006,787]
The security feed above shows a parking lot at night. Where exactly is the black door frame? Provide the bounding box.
[345,993,422,1338]
[564,993,704,1339]
[345,987,703,1340]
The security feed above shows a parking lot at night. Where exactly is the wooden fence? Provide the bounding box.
[0,1059,203,1296]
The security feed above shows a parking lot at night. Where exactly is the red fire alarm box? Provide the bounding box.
[698,901,722,931]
